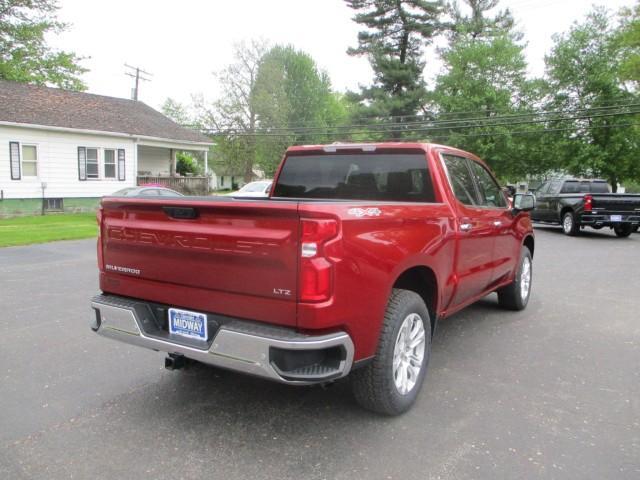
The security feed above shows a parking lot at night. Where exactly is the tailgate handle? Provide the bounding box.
[163,206,199,219]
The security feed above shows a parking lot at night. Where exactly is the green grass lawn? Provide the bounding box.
[0,213,98,247]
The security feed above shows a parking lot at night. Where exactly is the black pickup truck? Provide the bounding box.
[531,179,640,237]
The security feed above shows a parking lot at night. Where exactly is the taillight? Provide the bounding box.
[299,218,338,302]
[584,194,593,212]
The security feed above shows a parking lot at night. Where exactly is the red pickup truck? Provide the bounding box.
[91,143,536,415]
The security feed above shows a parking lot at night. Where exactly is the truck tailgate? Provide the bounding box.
[591,194,640,212]
[99,197,300,326]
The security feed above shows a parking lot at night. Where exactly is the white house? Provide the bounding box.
[0,80,213,214]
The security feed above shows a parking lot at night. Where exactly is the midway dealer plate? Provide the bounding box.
[168,308,208,340]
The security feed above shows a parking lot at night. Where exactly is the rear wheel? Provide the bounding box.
[614,224,633,238]
[562,211,580,236]
[351,289,431,416]
[497,248,533,311]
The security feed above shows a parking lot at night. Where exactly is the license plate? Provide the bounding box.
[610,215,622,222]
[168,308,207,340]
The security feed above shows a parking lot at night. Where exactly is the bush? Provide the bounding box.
[622,181,640,193]
[176,152,201,176]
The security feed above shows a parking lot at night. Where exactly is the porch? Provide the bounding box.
[136,142,211,195]
[136,175,210,195]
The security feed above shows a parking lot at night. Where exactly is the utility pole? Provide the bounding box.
[124,64,152,101]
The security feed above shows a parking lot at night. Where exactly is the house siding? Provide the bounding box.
[0,125,136,199]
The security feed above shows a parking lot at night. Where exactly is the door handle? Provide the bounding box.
[460,223,472,232]
[493,220,502,227]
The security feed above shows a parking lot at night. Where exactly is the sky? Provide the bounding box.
[50,0,637,111]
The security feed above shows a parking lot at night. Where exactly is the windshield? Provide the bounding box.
[111,188,136,196]
[240,182,270,193]
[273,153,436,202]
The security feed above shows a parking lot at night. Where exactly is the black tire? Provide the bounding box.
[351,289,431,416]
[562,211,580,236]
[497,247,533,311]
[633,225,639,233]
[614,224,633,238]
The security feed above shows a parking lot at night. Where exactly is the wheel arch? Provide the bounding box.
[523,234,535,258]
[392,265,439,337]
[560,205,574,221]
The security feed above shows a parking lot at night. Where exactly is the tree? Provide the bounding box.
[0,0,87,90]
[161,97,192,125]
[345,0,443,134]
[446,0,518,41]
[253,45,349,174]
[616,2,640,88]
[428,0,540,179]
[196,40,268,182]
[545,8,640,190]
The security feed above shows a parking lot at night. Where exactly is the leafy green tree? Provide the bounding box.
[253,45,349,174]
[161,97,192,125]
[615,2,640,88]
[428,0,541,178]
[545,8,640,190]
[0,0,87,90]
[194,40,268,182]
[446,0,518,41]
[345,0,443,135]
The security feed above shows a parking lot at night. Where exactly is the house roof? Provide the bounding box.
[0,80,212,144]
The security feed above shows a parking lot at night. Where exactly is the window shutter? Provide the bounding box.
[78,147,87,181]
[117,149,126,181]
[9,142,21,180]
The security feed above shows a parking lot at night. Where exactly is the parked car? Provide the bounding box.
[530,178,640,237]
[90,143,535,415]
[229,180,273,197]
[109,186,183,197]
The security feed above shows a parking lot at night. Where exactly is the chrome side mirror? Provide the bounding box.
[513,193,536,212]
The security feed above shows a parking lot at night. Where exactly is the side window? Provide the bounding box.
[548,180,563,194]
[560,181,580,193]
[467,160,507,208]
[442,154,479,206]
[536,181,550,194]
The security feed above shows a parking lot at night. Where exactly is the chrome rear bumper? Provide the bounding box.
[90,294,354,385]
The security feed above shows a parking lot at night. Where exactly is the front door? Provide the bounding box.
[466,159,518,286]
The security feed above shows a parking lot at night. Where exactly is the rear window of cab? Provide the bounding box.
[272,153,436,202]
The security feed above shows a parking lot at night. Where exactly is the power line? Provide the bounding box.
[271,121,640,144]
[199,103,640,135]
[187,99,640,131]
[205,109,640,138]
[124,64,153,101]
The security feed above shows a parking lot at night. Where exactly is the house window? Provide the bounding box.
[22,145,38,177]
[45,198,64,211]
[104,149,116,178]
[86,148,99,179]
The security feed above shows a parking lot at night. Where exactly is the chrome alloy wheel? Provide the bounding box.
[563,214,573,234]
[520,256,532,301]
[392,313,426,395]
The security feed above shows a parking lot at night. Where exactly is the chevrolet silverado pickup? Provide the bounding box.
[90,143,536,415]
[531,178,640,237]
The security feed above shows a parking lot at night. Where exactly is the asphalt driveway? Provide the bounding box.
[0,227,638,479]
